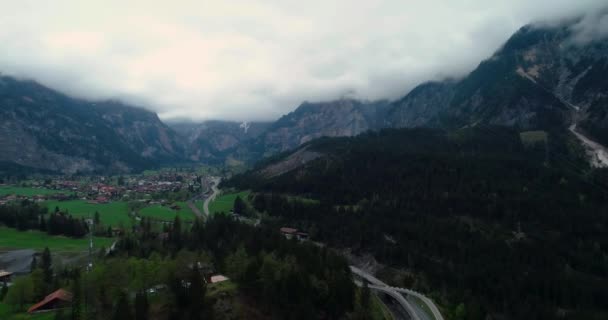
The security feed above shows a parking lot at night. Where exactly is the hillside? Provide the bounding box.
[388,17,608,137]
[0,76,186,174]
[225,127,608,319]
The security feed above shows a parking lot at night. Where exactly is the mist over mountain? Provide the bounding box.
[0,76,185,174]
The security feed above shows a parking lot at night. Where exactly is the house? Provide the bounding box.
[210,275,229,284]
[280,227,298,240]
[280,227,309,241]
[0,270,13,283]
[28,289,72,313]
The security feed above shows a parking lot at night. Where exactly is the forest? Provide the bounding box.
[3,215,365,320]
[225,126,608,319]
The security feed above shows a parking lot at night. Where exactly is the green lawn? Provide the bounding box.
[209,191,250,215]
[0,227,114,252]
[0,187,65,196]
[0,302,56,320]
[139,203,195,222]
[44,200,131,227]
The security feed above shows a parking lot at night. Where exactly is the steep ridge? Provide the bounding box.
[0,76,186,174]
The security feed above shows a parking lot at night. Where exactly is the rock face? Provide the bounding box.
[0,76,185,174]
[388,15,608,136]
[258,99,390,154]
[170,120,271,164]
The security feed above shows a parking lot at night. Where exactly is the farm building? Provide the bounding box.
[28,289,73,313]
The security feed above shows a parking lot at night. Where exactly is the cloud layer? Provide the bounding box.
[0,0,605,121]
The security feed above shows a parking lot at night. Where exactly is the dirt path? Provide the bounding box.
[569,124,608,168]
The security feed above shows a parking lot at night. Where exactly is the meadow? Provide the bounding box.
[0,187,64,196]
[0,227,114,252]
[139,202,196,222]
[0,302,55,320]
[44,200,131,227]
[208,191,250,215]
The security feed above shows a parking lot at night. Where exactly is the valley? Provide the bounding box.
[0,7,607,320]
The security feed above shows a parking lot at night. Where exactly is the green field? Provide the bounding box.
[139,203,196,222]
[208,191,250,215]
[0,302,56,320]
[0,187,65,197]
[0,227,114,252]
[44,200,131,227]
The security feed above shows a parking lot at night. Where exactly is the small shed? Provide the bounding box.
[28,289,73,313]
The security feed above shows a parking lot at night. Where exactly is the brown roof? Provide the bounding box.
[280,227,298,234]
[28,289,73,313]
[0,270,12,278]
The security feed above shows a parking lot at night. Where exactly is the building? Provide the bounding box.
[0,270,13,283]
[280,227,309,241]
[28,289,73,313]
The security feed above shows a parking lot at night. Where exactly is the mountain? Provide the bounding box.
[225,126,607,319]
[0,75,186,174]
[169,120,271,164]
[253,99,390,155]
[388,16,608,136]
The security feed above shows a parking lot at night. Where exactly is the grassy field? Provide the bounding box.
[0,302,57,320]
[0,227,114,252]
[44,200,131,227]
[139,203,196,222]
[0,187,65,196]
[520,130,548,145]
[208,191,250,215]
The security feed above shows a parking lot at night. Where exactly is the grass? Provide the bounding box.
[44,200,131,227]
[0,226,114,252]
[139,203,195,222]
[520,130,548,145]
[0,187,64,197]
[0,302,58,320]
[209,191,250,215]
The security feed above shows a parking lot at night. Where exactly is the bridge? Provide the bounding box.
[351,266,444,320]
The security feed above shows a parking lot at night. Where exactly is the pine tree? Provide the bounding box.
[112,291,132,320]
[71,273,81,320]
[41,247,52,285]
[134,291,149,320]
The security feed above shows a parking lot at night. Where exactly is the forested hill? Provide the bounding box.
[225,127,608,319]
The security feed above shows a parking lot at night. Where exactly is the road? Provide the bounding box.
[202,177,221,217]
[351,266,444,320]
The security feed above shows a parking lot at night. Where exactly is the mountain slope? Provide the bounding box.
[169,120,271,164]
[389,16,608,135]
[225,127,608,319]
[254,99,390,155]
[0,76,186,174]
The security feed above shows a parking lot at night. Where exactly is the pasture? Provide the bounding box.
[0,227,114,252]
[44,200,131,227]
[0,187,64,196]
[139,202,196,222]
[208,191,250,215]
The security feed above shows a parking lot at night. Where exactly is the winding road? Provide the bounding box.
[351,266,444,320]
[202,177,221,217]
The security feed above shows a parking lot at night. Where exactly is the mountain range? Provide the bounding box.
[1,15,606,173]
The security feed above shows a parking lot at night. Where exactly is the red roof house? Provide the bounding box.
[28,289,73,313]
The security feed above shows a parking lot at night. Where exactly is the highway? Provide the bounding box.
[351,266,444,320]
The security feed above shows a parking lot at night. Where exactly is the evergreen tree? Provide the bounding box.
[41,247,52,285]
[134,291,149,320]
[112,291,132,320]
[71,273,81,320]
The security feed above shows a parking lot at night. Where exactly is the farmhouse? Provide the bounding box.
[280,227,309,241]
[0,270,13,283]
[28,289,73,313]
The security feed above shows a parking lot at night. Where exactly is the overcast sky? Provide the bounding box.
[0,1,605,121]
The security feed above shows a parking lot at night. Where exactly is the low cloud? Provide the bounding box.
[0,1,605,121]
